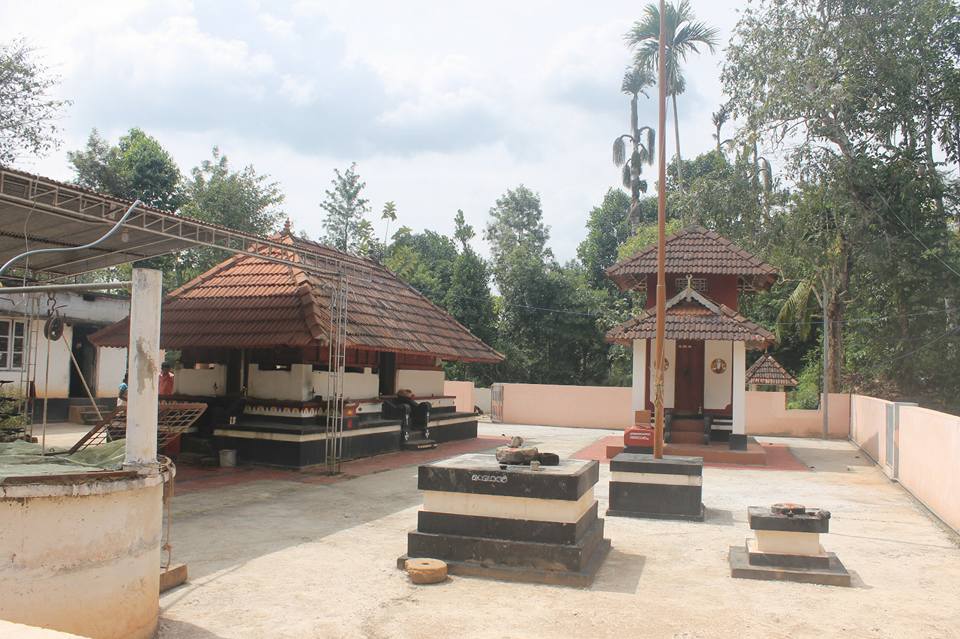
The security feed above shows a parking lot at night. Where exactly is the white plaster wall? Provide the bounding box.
[247,364,314,401]
[732,341,746,434]
[176,365,227,396]
[648,339,676,409]
[703,340,733,410]
[632,339,647,411]
[28,325,73,399]
[95,347,128,398]
[0,291,129,325]
[475,387,492,414]
[0,476,164,639]
[396,369,445,397]
[313,367,379,400]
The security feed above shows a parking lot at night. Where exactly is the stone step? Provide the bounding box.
[671,419,705,432]
[670,431,707,445]
[402,438,437,451]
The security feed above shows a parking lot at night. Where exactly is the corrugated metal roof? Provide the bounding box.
[745,353,798,386]
[91,233,504,363]
[606,286,775,349]
[606,225,778,292]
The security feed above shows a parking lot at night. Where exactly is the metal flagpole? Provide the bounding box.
[653,0,668,459]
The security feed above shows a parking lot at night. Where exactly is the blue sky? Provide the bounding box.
[2,0,741,261]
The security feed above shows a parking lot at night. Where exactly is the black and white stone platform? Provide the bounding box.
[606,452,705,521]
[728,505,851,586]
[400,453,611,586]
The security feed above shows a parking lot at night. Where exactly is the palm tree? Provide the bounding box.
[711,105,732,155]
[381,200,397,247]
[626,0,719,192]
[612,66,656,226]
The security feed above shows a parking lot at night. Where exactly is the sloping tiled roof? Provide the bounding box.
[90,233,504,363]
[745,353,798,387]
[606,225,778,292]
[605,286,775,349]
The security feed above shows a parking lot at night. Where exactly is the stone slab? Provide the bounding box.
[417,501,598,545]
[755,530,822,556]
[748,506,831,533]
[607,481,704,521]
[407,517,606,574]
[418,454,598,501]
[159,563,188,593]
[729,546,851,587]
[609,453,704,476]
[746,539,831,569]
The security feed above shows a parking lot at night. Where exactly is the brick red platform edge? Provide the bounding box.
[572,435,810,472]
[173,435,510,494]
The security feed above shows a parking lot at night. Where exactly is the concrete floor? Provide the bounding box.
[156,424,960,639]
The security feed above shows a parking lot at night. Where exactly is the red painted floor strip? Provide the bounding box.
[172,436,509,494]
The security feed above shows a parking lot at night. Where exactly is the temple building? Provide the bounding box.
[605,225,778,450]
[91,228,503,467]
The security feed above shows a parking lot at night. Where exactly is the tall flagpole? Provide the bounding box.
[653,0,668,459]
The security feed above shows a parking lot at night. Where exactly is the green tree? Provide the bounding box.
[0,39,69,164]
[319,163,372,253]
[384,227,459,306]
[178,147,285,277]
[626,0,719,193]
[68,128,185,211]
[484,185,551,275]
[723,0,960,395]
[611,66,656,225]
[577,188,633,289]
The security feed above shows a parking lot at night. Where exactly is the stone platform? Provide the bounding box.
[729,505,851,587]
[607,453,704,521]
[401,453,610,586]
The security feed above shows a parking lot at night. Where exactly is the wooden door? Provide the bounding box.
[674,340,704,414]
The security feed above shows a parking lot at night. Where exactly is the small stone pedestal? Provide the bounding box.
[728,505,851,586]
[606,453,704,521]
[399,453,610,587]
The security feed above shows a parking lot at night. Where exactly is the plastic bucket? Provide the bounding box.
[219,449,237,467]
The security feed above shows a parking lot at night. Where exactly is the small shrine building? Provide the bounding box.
[605,225,778,449]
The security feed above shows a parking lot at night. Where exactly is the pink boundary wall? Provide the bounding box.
[443,381,475,414]
[746,391,850,439]
[497,383,632,429]
[850,395,960,534]
[897,405,960,534]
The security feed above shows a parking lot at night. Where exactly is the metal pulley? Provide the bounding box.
[43,292,65,340]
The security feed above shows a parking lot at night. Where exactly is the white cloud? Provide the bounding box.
[3,0,740,262]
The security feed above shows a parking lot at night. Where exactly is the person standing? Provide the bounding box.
[158,363,175,397]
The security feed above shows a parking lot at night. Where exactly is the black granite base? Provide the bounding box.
[417,502,599,545]
[745,540,831,569]
[404,517,610,587]
[429,418,477,443]
[728,434,748,450]
[398,538,611,587]
[606,453,705,521]
[729,546,851,586]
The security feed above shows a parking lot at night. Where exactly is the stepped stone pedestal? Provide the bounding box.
[729,505,851,586]
[606,452,704,521]
[399,453,611,586]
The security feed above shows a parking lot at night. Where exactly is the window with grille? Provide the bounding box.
[0,319,26,370]
[676,277,707,293]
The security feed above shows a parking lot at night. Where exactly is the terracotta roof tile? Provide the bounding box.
[745,353,798,386]
[606,287,775,349]
[91,235,504,363]
[606,225,778,292]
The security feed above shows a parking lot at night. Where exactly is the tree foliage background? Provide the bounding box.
[6,0,960,412]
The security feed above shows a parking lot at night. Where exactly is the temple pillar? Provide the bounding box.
[631,339,647,411]
[730,341,747,450]
[125,268,162,467]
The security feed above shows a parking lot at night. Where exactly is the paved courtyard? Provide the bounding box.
[157,424,960,639]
